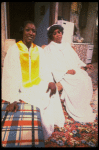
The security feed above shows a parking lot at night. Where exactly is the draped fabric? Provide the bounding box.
[44,41,96,123]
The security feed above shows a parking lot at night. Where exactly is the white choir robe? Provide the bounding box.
[44,41,96,123]
[2,43,65,140]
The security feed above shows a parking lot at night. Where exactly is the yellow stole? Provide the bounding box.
[16,41,41,88]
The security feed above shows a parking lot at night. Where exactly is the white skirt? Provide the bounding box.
[61,69,96,123]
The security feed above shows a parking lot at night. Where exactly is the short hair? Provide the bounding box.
[47,25,64,40]
[19,20,36,34]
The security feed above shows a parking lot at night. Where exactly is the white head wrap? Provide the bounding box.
[47,24,60,31]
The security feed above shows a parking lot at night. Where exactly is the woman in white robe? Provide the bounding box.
[2,21,65,140]
[44,24,96,123]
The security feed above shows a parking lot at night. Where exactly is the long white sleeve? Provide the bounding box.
[44,45,68,83]
[2,44,22,103]
[38,46,54,83]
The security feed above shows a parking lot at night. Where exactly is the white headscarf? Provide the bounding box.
[47,24,62,31]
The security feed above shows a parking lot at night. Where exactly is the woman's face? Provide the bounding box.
[23,23,36,47]
[52,29,62,43]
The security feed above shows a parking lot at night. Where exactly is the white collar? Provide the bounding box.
[51,41,62,46]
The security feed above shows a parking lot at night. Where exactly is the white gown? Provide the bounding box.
[44,41,96,123]
[2,43,65,140]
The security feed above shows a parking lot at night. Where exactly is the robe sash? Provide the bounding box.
[16,41,41,88]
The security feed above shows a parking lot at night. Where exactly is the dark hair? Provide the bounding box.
[47,25,64,40]
[19,20,36,34]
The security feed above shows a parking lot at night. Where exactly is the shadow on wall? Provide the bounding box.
[34,7,50,47]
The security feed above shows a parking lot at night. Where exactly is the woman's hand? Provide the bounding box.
[56,82,63,92]
[6,101,19,112]
[66,69,76,75]
[46,82,56,97]
[81,64,94,71]
[86,64,94,69]
[81,66,87,71]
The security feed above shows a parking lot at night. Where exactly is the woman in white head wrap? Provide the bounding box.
[44,24,96,123]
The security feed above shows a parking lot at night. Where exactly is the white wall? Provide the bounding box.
[34,2,50,46]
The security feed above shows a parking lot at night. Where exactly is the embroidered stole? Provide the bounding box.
[16,41,41,88]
